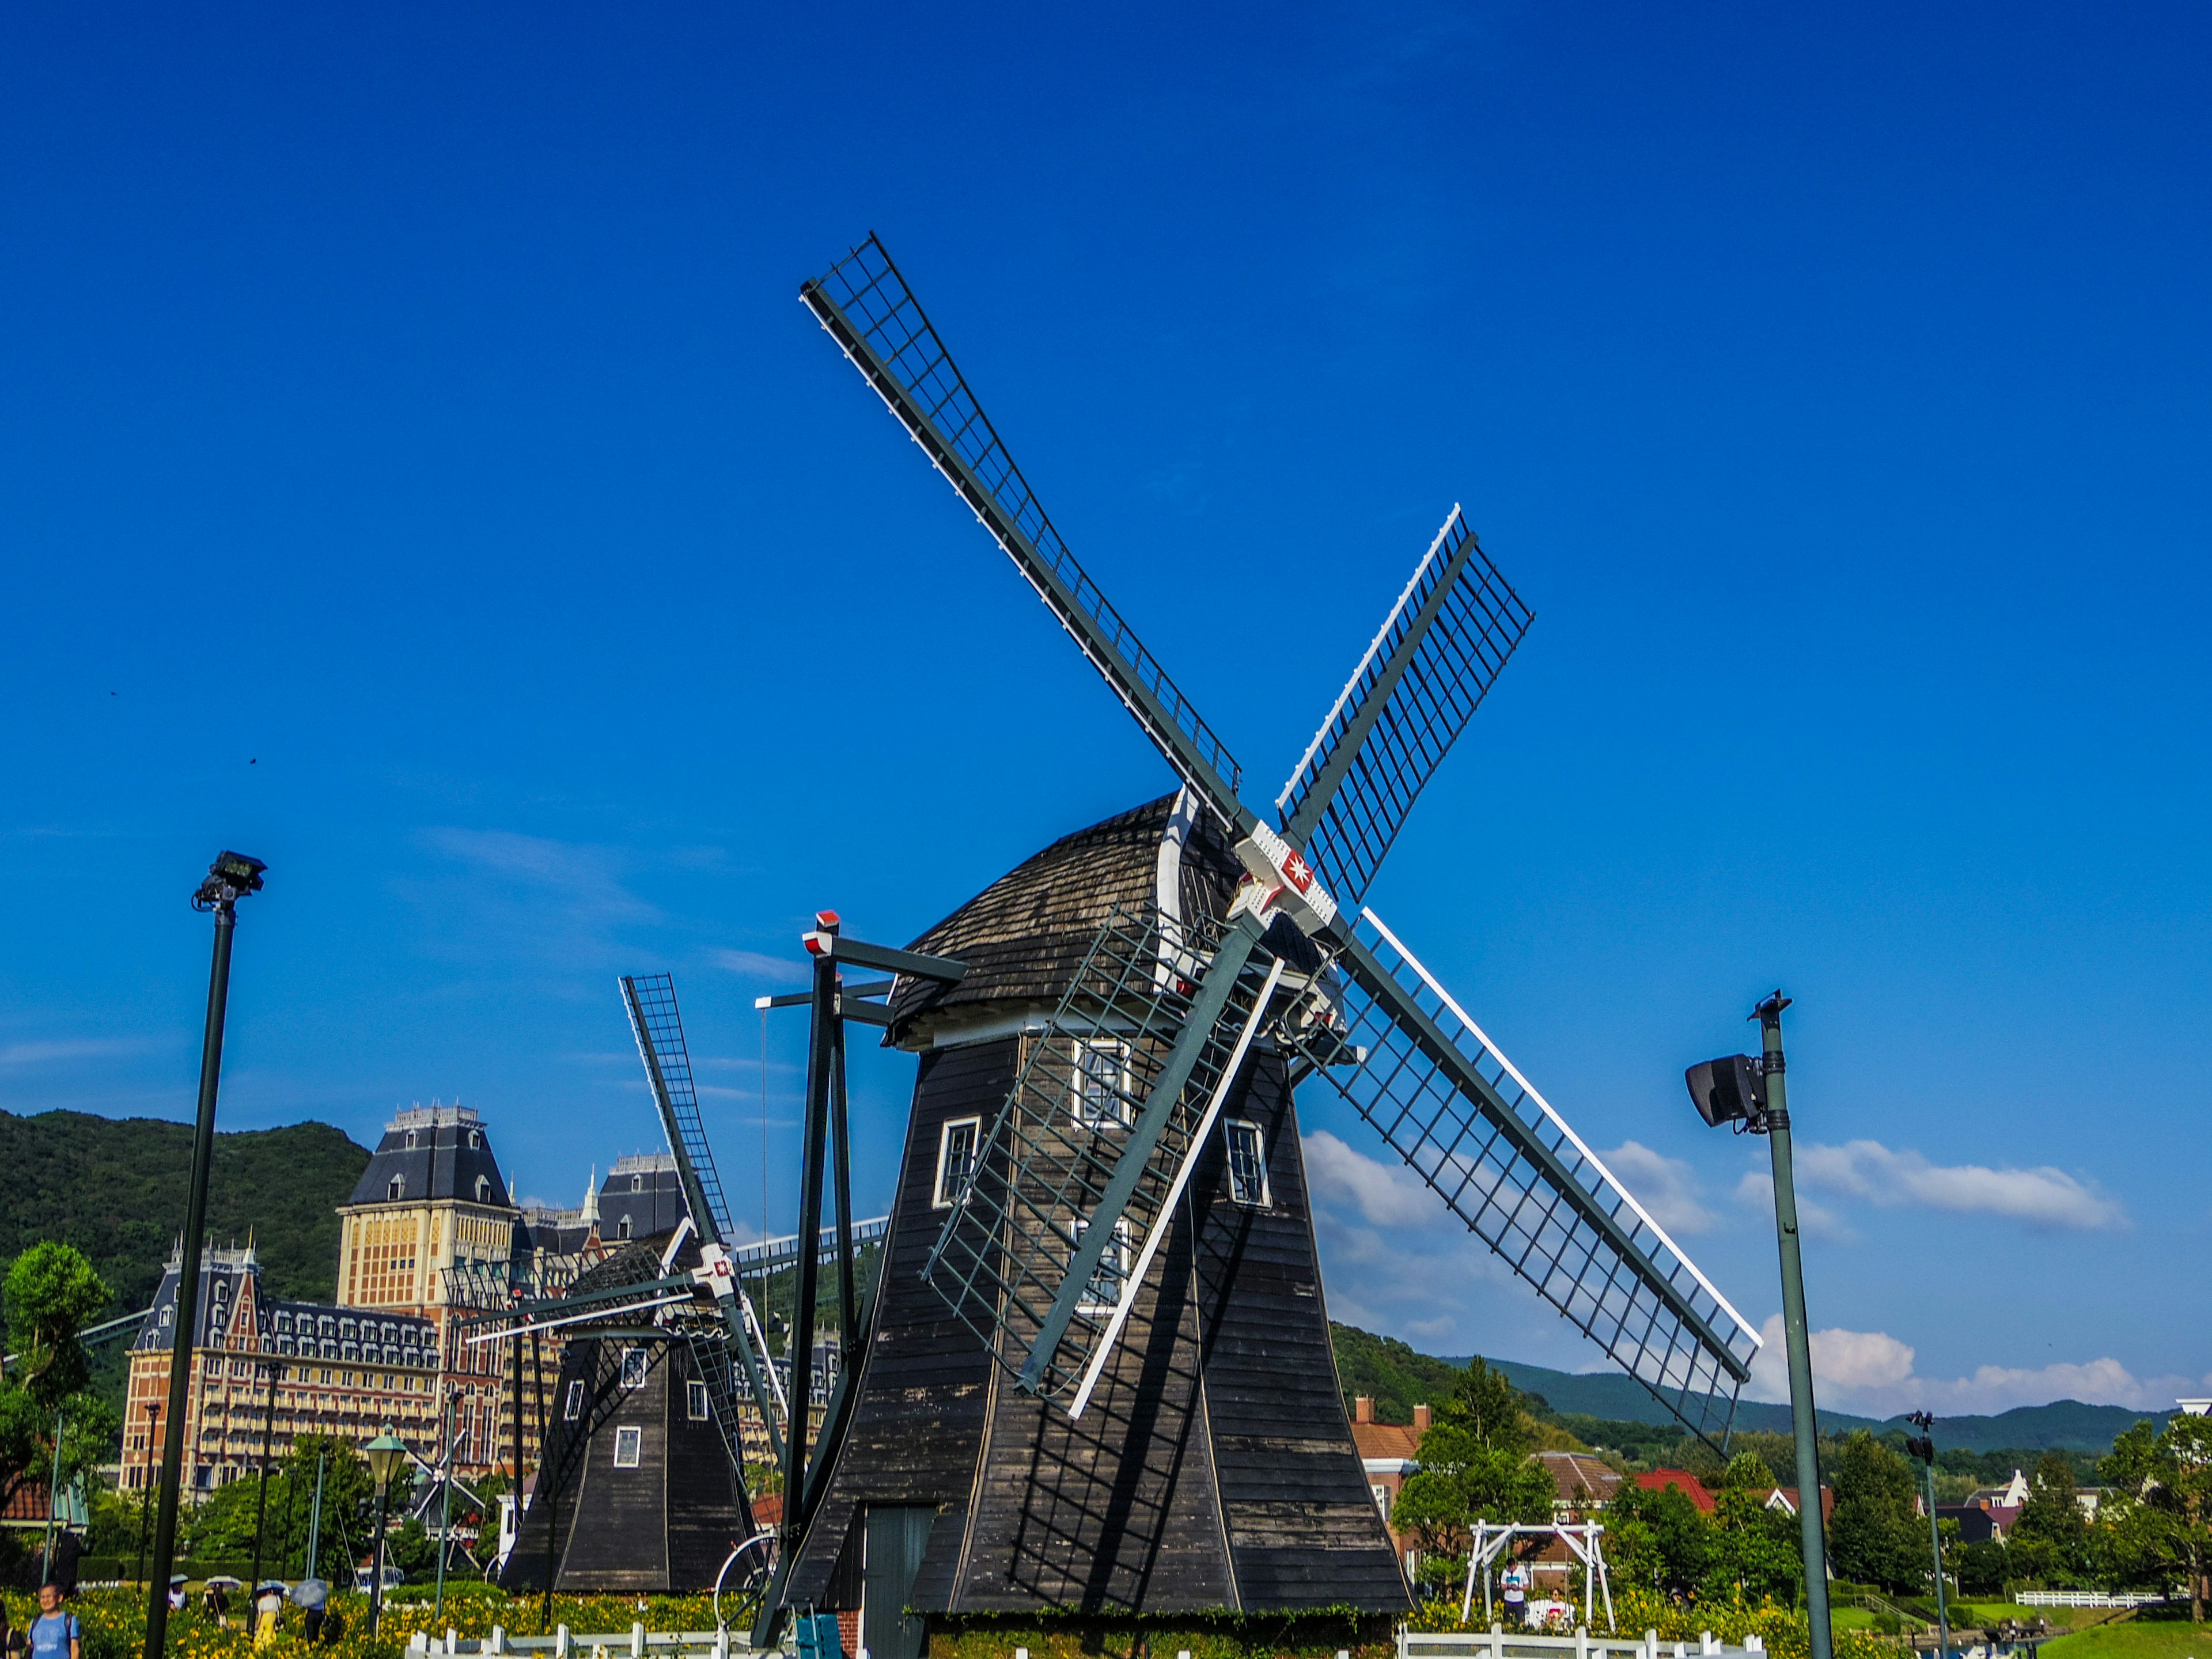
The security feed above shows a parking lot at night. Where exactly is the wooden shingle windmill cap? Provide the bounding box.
[801,233,1764,1448]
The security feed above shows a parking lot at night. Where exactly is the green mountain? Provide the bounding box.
[0,1109,372,1320]
[1328,1324,2171,1457]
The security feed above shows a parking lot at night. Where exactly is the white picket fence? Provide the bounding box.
[2012,1592,2169,1609]
[404,1627,741,1658]
[1401,1628,1763,1659]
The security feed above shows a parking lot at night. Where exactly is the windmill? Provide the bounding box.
[753,234,1762,1640]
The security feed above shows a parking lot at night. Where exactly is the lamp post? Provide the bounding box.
[145,851,267,1659]
[1906,1412,1952,1659]
[135,1403,160,1588]
[364,1426,408,1635]
[1686,991,1834,1659]
[249,1358,279,1596]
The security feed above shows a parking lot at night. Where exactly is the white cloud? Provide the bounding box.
[418,827,657,921]
[1745,1313,2210,1414]
[1599,1141,1718,1236]
[711,949,810,984]
[0,1037,159,1067]
[1758,1139,2125,1232]
[1304,1129,1445,1230]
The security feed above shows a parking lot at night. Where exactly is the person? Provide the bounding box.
[291,1574,329,1643]
[1500,1560,1529,1627]
[253,1582,285,1650]
[166,1577,187,1616]
[26,1584,79,1659]
[202,1580,230,1628]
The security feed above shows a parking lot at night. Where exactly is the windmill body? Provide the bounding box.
[782,796,1406,1623]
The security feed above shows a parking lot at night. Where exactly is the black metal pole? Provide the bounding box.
[1756,993,1833,1659]
[135,1406,157,1589]
[533,1329,552,1632]
[510,1334,524,1537]
[146,854,263,1659]
[782,928,839,1527]
[828,1028,858,1357]
[433,1393,453,1621]
[249,1359,278,1594]
[369,1478,392,1634]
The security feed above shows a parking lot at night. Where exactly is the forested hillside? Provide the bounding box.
[0,1109,371,1318]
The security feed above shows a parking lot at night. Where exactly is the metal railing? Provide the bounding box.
[1402,1630,1764,1659]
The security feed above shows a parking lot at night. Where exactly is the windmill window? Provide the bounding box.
[1069,1040,1133,1130]
[564,1380,585,1421]
[388,1176,406,1201]
[1072,1217,1132,1313]
[1224,1120,1271,1207]
[620,1348,647,1389]
[612,1426,642,1468]
[933,1118,981,1209]
[687,1381,710,1422]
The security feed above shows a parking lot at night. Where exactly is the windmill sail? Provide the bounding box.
[620,972,790,1463]
[1289,910,1760,1435]
[1277,505,1534,906]
[802,235,1246,822]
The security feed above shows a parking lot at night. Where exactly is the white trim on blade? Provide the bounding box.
[1359,906,1762,1351]
[461,1292,694,1346]
[1066,957,1291,1420]
[1277,504,1463,814]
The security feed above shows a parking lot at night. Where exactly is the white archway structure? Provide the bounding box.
[1461,1521,1614,1630]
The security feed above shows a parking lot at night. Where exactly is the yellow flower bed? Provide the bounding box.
[69,1587,721,1659]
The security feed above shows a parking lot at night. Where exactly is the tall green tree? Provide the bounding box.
[1389,1356,1555,1568]
[1606,1480,1711,1597]
[0,1244,113,1517]
[2009,1450,2090,1588]
[2100,1415,2212,1619]
[1827,1431,1925,1592]
[1434,1358,1535,1455]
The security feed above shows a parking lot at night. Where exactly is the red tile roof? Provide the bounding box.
[1351,1421,1423,1463]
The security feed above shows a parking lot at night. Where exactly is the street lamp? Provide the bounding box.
[1686,991,1834,1659]
[145,851,267,1659]
[1905,1412,1952,1659]
[364,1426,408,1635]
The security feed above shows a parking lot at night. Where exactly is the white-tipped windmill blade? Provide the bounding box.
[801,234,1760,1445]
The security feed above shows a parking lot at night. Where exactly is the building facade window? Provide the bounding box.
[613,1426,642,1468]
[933,1118,980,1208]
[687,1381,710,1422]
[1224,1120,1270,1207]
[387,1176,404,1200]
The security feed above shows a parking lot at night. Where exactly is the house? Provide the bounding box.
[1760,1484,1836,1525]
[1351,1395,1428,1569]
[1967,1471,2031,1509]
[1537,1451,1622,1517]
[1936,1505,2001,1544]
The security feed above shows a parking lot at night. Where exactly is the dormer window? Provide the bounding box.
[468,1130,482,1149]
[388,1176,406,1201]
[474,1176,491,1203]
[405,1131,418,1150]
[631,1175,643,1192]
[617,1217,632,1240]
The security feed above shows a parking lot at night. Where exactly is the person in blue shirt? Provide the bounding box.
[26,1584,78,1659]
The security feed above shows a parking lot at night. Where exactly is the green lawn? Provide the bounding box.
[2039,1618,2212,1659]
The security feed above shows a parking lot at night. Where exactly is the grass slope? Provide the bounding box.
[0,1109,371,1316]
[2041,1615,2212,1659]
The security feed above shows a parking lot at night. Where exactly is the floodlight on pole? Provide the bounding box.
[1685,991,1832,1659]
[144,850,267,1659]
[1906,1411,1952,1659]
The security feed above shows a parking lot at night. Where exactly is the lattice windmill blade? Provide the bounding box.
[1283,908,1762,1442]
[922,902,1288,1412]
[1277,505,1533,907]
[802,236,1250,833]
[620,972,790,1466]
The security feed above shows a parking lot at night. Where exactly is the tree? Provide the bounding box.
[1706,1482,1804,1605]
[1433,1358,1535,1456]
[1606,1480,1710,1597]
[1827,1432,1924,1593]
[2100,1415,2212,1619]
[1391,1358,1555,1571]
[1955,1537,2009,1597]
[0,1244,112,1518]
[2009,1450,2090,1588]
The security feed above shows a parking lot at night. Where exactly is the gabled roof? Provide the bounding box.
[347,1104,512,1209]
[1351,1420,1424,1465]
[1537,1450,1622,1503]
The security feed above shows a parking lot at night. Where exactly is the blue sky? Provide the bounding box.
[4,2,2208,1419]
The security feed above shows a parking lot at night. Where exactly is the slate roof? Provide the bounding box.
[886,793,1243,1047]
[348,1104,513,1209]
[132,1244,437,1369]
[597,1155,686,1244]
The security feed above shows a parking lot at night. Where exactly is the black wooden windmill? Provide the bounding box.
[749,236,1763,1647]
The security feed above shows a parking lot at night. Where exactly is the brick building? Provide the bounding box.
[119,1104,601,1493]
